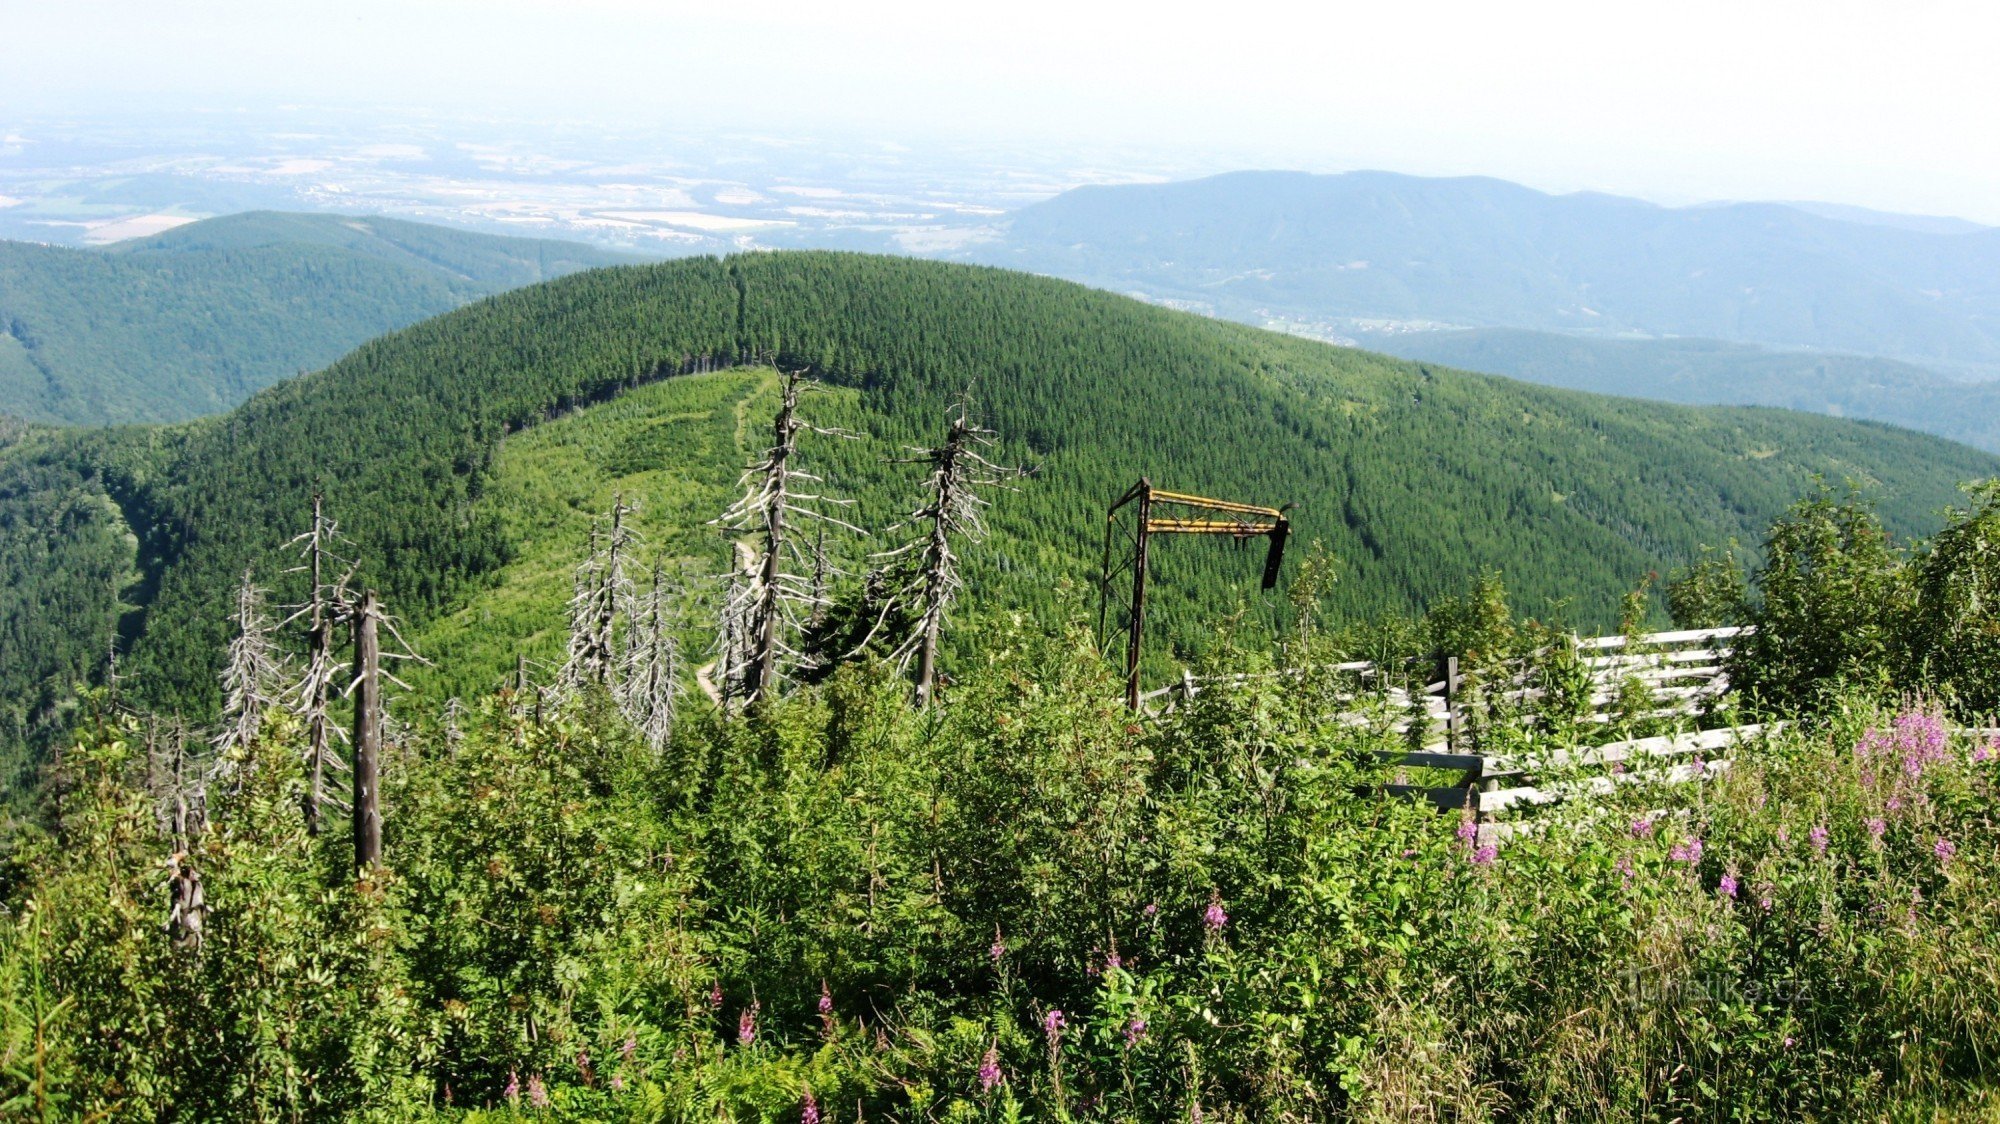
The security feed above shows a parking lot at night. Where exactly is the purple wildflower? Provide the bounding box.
[576,1048,594,1086]
[1470,843,1498,866]
[1043,1008,1067,1045]
[1615,854,1635,882]
[621,1034,637,1063]
[990,925,1006,964]
[1809,824,1829,856]
[1143,901,1160,919]
[1457,816,1478,846]
[979,1042,1002,1092]
[802,1089,820,1124]
[1718,873,1738,898]
[504,1070,520,1103]
[1629,816,1655,839]
[708,982,723,1010]
[819,981,833,1016]
[1760,895,1774,912]
[1204,894,1228,934]
[1669,837,1703,864]
[1866,817,1886,839]
[738,1002,759,1047]
[1401,847,1419,858]
[1126,1017,1149,1048]
[1935,837,1958,864]
[1887,795,1903,812]
[611,1075,625,1092]
[1105,950,1122,973]
[528,1074,549,1110]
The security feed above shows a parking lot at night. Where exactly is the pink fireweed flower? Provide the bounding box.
[819,981,833,1016]
[1809,825,1829,856]
[990,925,1006,964]
[1669,838,1703,865]
[1203,894,1229,933]
[621,1034,637,1063]
[1936,837,1958,864]
[611,1075,626,1092]
[1105,950,1122,973]
[1126,1017,1149,1048]
[737,1003,759,1047]
[708,982,723,1010]
[1977,738,1996,764]
[1457,816,1478,846]
[505,1071,520,1102]
[801,1089,820,1124]
[528,1075,549,1109]
[1043,1009,1067,1045]
[1470,843,1498,865]
[1718,874,1738,898]
[1629,816,1655,839]
[1866,817,1887,839]
[1887,796,1903,812]
[979,1042,1002,1092]
[1615,854,1635,882]
[1401,848,1419,858]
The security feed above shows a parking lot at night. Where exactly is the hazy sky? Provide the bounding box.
[6,0,1998,221]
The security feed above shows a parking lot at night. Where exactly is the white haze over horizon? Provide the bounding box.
[3,0,1997,225]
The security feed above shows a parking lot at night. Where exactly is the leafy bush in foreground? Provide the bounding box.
[5,606,2000,1120]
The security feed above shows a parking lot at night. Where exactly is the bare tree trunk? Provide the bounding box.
[352,589,383,871]
[746,383,798,703]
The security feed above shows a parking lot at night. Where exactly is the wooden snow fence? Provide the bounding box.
[1146,626,1771,827]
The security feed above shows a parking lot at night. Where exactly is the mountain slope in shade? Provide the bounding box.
[969,170,2000,376]
[0,211,636,426]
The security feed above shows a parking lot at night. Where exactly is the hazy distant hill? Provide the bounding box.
[0,211,634,425]
[970,170,2000,377]
[1360,328,2000,454]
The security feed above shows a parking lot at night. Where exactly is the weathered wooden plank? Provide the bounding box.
[1482,758,1731,813]
[1493,723,1774,773]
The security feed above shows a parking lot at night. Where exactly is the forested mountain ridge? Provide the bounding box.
[0,211,635,425]
[3,251,1994,781]
[966,170,2000,375]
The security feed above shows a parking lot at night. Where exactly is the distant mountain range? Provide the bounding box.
[0,211,635,425]
[965,171,2000,378]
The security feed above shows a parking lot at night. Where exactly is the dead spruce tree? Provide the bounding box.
[712,369,861,705]
[875,395,1023,704]
[620,556,683,751]
[283,491,358,835]
[708,542,761,712]
[215,569,288,756]
[562,496,638,698]
[343,587,423,871]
